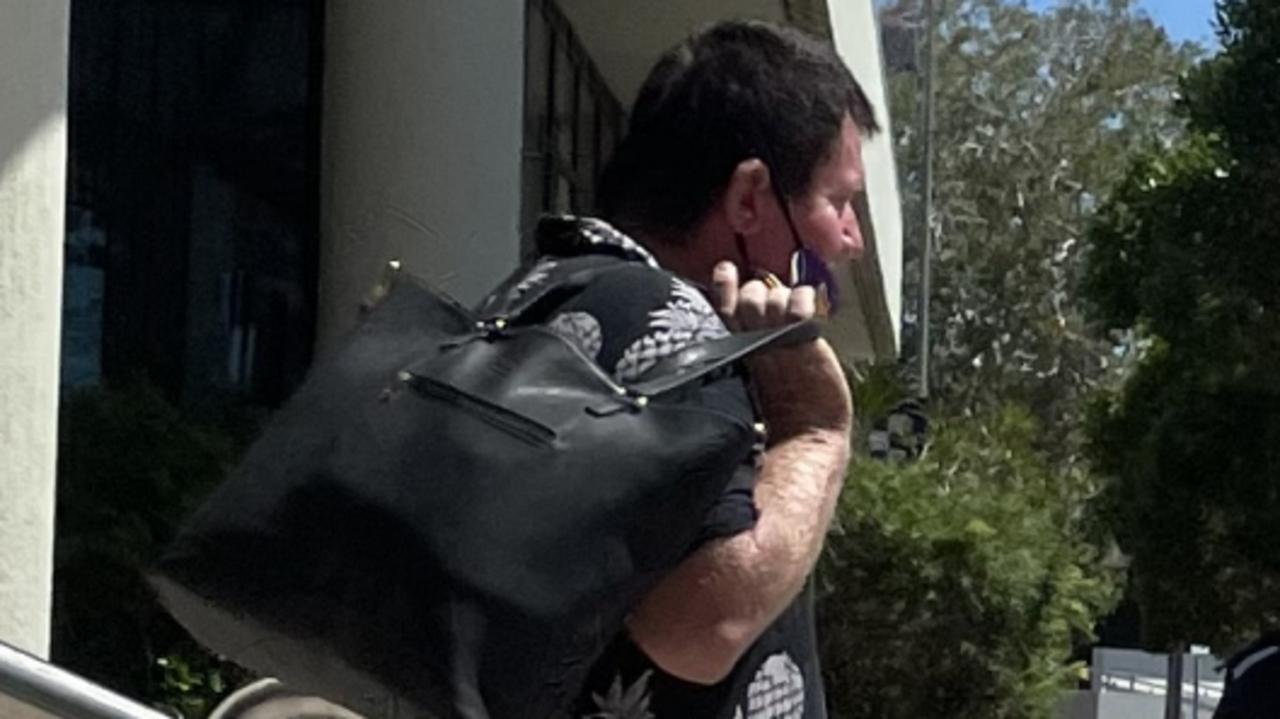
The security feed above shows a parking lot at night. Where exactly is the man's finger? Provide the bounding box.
[736,280,769,330]
[712,261,740,329]
[786,285,817,321]
[765,286,790,324]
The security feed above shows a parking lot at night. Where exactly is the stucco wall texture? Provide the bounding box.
[0,0,70,658]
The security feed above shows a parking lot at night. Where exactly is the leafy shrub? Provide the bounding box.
[818,406,1119,718]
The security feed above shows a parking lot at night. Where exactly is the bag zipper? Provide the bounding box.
[407,374,557,447]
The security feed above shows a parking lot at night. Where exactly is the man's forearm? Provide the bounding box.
[625,424,851,684]
[748,426,852,597]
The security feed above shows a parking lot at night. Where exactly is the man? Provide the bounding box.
[482,20,879,718]
[1214,633,1280,718]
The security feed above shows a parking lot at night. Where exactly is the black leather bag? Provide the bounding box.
[150,263,813,719]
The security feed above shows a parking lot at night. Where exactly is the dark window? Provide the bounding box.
[63,0,323,408]
[521,0,624,257]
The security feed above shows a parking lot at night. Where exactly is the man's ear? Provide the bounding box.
[721,158,772,236]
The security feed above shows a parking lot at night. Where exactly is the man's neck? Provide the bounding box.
[630,223,737,288]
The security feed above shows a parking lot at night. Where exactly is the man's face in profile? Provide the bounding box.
[751,114,868,282]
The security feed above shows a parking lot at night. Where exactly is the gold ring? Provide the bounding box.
[760,272,784,290]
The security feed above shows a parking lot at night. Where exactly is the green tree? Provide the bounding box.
[887,0,1198,450]
[1082,0,1280,652]
[817,0,1200,714]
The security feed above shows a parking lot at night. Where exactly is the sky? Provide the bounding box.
[1030,0,1220,47]
[1136,0,1220,46]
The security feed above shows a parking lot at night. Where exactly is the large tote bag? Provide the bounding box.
[150,263,813,719]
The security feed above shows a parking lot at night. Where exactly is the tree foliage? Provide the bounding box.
[819,406,1119,719]
[1082,0,1280,651]
[52,382,255,716]
[886,0,1198,449]
[815,0,1200,713]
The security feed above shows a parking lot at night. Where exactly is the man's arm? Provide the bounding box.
[626,267,854,685]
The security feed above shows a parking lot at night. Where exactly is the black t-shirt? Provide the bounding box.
[481,216,827,719]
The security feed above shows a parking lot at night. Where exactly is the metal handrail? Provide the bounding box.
[0,640,168,719]
[1096,671,1222,710]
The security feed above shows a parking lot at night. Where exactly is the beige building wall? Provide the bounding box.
[317,0,527,349]
[0,0,70,658]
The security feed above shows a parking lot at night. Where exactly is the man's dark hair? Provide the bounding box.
[598,20,880,240]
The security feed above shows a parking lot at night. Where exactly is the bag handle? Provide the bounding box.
[628,321,819,398]
[483,258,821,399]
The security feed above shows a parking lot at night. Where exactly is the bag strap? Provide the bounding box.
[482,257,821,399]
[628,321,819,398]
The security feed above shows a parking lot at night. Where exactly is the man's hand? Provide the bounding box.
[624,261,854,685]
[710,261,853,439]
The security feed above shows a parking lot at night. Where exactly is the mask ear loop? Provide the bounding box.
[752,139,807,272]
[767,174,836,317]
[741,126,838,315]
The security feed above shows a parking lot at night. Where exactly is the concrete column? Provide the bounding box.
[318,0,526,349]
[0,1,71,657]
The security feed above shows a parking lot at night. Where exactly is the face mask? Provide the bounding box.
[790,245,839,317]
[735,234,839,319]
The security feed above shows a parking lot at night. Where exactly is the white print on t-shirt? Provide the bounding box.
[508,258,559,300]
[741,652,805,719]
[586,670,654,719]
[614,279,729,381]
[547,311,604,360]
